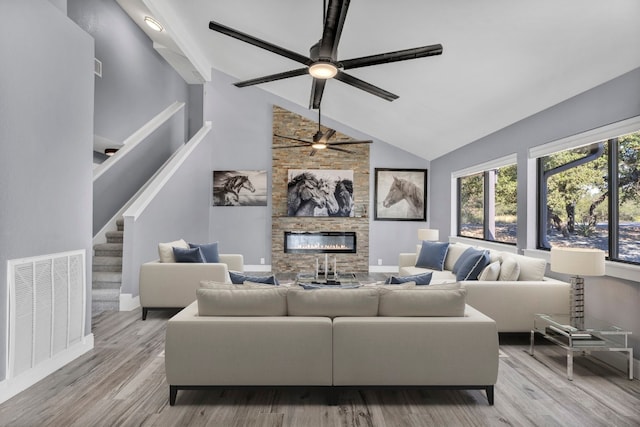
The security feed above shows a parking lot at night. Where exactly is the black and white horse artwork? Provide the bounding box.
[213,174,255,206]
[382,176,424,218]
[287,172,340,217]
[329,179,354,217]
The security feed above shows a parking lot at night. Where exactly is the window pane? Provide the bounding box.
[459,173,484,239]
[494,164,517,243]
[544,143,609,254]
[617,132,640,263]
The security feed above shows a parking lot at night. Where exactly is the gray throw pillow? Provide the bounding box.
[384,271,433,285]
[172,246,204,263]
[229,271,279,285]
[188,242,220,263]
[415,241,450,271]
[454,248,490,281]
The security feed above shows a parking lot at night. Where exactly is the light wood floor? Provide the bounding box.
[1,309,639,427]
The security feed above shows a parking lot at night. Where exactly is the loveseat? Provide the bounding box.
[165,285,499,406]
[398,241,570,332]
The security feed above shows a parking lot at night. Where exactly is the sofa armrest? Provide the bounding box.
[219,254,244,273]
[398,253,418,269]
[139,261,231,308]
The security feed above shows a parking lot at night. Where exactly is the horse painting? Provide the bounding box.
[287,172,339,217]
[213,174,255,206]
[329,179,354,217]
[382,176,424,218]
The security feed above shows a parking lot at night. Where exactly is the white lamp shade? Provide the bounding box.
[417,229,439,242]
[550,247,605,276]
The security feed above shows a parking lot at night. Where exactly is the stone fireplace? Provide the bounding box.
[271,106,370,273]
[284,231,357,254]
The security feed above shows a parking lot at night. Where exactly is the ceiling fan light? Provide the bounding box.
[311,142,327,150]
[308,62,338,79]
[144,16,164,32]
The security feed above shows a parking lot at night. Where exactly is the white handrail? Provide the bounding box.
[93,101,185,181]
[123,121,212,221]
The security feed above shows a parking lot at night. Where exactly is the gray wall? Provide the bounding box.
[430,67,640,358]
[68,0,191,144]
[204,70,430,266]
[93,109,185,235]
[0,0,94,381]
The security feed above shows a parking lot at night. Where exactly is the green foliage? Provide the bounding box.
[495,164,517,216]
[459,173,484,224]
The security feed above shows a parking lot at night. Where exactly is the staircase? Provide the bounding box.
[92,218,124,313]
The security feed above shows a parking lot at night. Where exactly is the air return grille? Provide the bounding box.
[7,250,86,379]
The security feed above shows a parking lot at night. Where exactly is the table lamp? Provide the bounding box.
[417,229,439,242]
[550,247,605,330]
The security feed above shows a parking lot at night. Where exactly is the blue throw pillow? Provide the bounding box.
[173,247,204,263]
[415,241,449,271]
[299,283,361,289]
[189,242,220,263]
[229,271,279,285]
[384,271,433,285]
[454,248,490,281]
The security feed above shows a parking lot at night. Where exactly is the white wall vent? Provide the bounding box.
[94,58,102,77]
[6,250,86,379]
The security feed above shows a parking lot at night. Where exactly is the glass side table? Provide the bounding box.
[530,313,633,381]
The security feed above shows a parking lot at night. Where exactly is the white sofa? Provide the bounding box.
[398,242,570,332]
[139,254,244,320]
[165,285,499,406]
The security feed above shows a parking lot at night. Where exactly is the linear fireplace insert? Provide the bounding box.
[284,231,356,254]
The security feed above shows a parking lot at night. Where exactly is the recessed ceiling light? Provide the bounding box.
[104,148,119,156]
[144,16,163,32]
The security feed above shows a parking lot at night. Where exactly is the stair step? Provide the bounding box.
[106,230,123,243]
[93,243,123,257]
[93,271,122,283]
[116,218,124,231]
[92,288,120,301]
[93,256,122,272]
[92,280,121,290]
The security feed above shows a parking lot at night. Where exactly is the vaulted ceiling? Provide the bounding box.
[119,0,640,160]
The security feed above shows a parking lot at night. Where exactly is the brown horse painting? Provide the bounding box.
[287,172,339,217]
[382,176,424,218]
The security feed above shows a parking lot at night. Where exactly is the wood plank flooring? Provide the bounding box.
[1,308,639,427]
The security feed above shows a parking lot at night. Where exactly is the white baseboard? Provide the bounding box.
[368,265,398,273]
[119,294,140,311]
[244,265,272,272]
[0,334,94,404]
[593,351,639,380]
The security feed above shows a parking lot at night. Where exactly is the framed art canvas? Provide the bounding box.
[374,168,427,221]
[212,170,267,206]
[287,169,354,217]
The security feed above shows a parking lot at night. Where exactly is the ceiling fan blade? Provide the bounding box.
[273,134,312,145]
[320,0,351,59]
[320,128,336,143]
[327,140,373,145]
[340,44,443,70]
[234,68,309,88]
[328,146,355,154]
[209,21,311,66]
[273,144,311,149]
[334,71,398,102]
[309,78,327,109]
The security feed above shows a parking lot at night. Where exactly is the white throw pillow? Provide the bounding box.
[516,256,547,281]
[499,256,520,281]
[478,261,501,281]
[158,239,189,263]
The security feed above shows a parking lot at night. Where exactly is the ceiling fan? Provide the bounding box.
[273,108,372,156]
[208,0,443,109]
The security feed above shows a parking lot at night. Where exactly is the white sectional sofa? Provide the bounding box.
[398,242,570,332]
[139,254,244,320]
[165,285,499,406]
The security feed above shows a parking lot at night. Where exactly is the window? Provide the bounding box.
[457,164,517,244]
[538,130,640,264]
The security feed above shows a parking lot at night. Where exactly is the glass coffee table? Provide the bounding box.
[530,313,633,380]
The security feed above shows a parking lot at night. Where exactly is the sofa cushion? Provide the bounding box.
[229,271,279,285]
[158,239,189,263]
[299,283,361,289]
[514,255,547,281]
[415,241,449,271]
[378,288,467,317]
[385,271,433,285]
[196,287,287,316]
[454,248,490,281]
[478,261,501,281]
[499,256,520,281]
[287,288,379,318]
[173,246,205,263]
[444,243,473,271]
[189,242,220,263]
